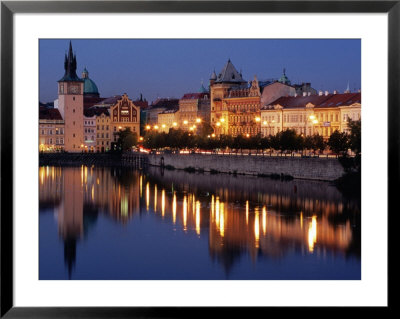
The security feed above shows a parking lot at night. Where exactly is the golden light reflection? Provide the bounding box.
[254,208,260,248]
[172,192,177,224]
[192,195,196,216]
[196,201,201,235]
[219,202,225,237]
[91,184,94,201]
[161,189,165,217]
[121,194,128,217]
[146,182,150,211]
[215,197,220,228]
[139,175,143,198]
[246,200,249,225]
[211,195,214,218]
[308,216,317,252]
[81,165,84,185]
[300,212,303,229]
[262,206,267,235]
[183,195,188,231]
[40,166,45,185]
[154,185,157,212]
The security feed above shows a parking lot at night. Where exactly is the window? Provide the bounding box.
[73,109,75,113]
[49,130,52,135]
[41,130,45,135]
[73,97,75,101]
[73,133,75,137]
[49,138,52,144]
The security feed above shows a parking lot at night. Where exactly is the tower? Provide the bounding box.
[57,41,84,152]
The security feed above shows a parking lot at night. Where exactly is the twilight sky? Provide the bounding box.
[39,39,361,104]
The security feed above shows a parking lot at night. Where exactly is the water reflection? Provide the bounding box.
[39,165,360,279]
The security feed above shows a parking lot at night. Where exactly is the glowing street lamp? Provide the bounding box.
[263,121,268,125]
[172,122,177,127]
[146,125,151,130]
[183,120,188,125]
[161,124,166,128]
[220,118,225,123]
[255,117,261,122]
[216,122,221,127]
[196,118,202,123]
[154,125,159,130]
[246,134,250,138]
[211,133,216,138]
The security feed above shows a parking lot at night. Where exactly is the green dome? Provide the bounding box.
[83,78,99,95]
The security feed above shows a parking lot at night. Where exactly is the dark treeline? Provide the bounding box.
[140,119,361,159]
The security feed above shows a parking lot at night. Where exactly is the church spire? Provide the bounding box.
[58,41,82,82]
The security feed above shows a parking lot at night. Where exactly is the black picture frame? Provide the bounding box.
[1,0,395,317]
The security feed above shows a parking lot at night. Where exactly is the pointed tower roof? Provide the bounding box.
[215,59,246,84]
[210,69,217,80]
[278,68,291,85]
[58,41,83,82]
[199,80,208,93]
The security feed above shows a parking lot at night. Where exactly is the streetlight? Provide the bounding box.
[154,125,159,130]
[161,124,166,128]
[216,122,221,127]
[183,120,188,125]
[255,117,261,122]
[146,125,151,130]
[172,122,177,127]
[220,118,225,122]
[196,118,202,123]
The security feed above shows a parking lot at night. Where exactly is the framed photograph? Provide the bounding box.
[1,0,395,317]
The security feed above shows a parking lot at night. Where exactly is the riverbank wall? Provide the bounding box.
[146,153,345,181]
[39,152,345,181]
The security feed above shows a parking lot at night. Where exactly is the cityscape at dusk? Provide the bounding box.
[39,39,361,104]
[39,38,361,281]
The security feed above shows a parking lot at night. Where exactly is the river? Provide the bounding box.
[39,165,361,280]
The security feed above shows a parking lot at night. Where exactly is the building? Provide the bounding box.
[95,108,111,152]
[57,41,85,152]
[210,60,307,137]
[39,107,65,152]
[144,98,179,125]
[110,93,141,143]
[260,92,361,139]
[178,91,210,132]
[83,113,96,152]
[157,109,179,133]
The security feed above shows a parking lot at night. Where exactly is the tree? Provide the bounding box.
[278,129,298,155]
[116,128,138,151]
[312,134,325,155]
[347,119,361,155]
[328,130,349,157]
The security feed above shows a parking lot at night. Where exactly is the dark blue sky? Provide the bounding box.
[39,39,361,104]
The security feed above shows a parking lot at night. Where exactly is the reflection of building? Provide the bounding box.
[261,92,361,138]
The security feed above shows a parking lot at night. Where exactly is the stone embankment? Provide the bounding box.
[144,153,345,181]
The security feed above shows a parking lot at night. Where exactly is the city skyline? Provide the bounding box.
[39,39,361,104]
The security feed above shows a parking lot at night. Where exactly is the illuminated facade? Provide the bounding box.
[157,109,179,133]
[96,110,111,152]
[210,60,299,137]
[178,92,210,131]
[110,93,140,141]
[39,107,65,152]
[260,92,361,139]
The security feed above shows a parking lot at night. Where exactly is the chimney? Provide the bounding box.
[333,90,338,94]
[319,90,323,96]
[308,92,311,96]
[325,91,329,96]
[294,93,297,97]
[303,92,307,97]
